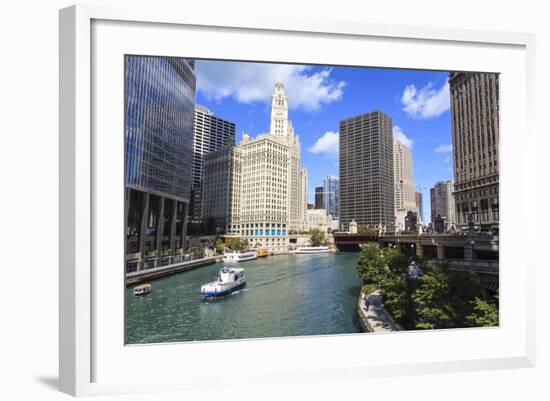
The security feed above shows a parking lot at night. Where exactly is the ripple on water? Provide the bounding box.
[126,253,362,344]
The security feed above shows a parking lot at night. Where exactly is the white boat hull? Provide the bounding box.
[201,279,246,297]
[292,246,332,254]
[223,252,258,263]
[201,267,247,297]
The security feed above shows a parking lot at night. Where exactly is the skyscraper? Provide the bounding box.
[449,72,499,230]
[202,146,242,235]
[189,105,235,225]
[300,169,309,231]
[202,81,308,252]
[393,138,416,231]
[315,187,324,210]
[125,56,196,271]
[415,191,424,224]
[430,180,456,229]
[339,111,395,232]
[323,175,339,219]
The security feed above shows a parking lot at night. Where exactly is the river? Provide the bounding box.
[126,252,362,344]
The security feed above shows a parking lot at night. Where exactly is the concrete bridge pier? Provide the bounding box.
[437,243,445,259]
[464,239,475,260]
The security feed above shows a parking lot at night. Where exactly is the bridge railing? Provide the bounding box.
[436,258,499,275]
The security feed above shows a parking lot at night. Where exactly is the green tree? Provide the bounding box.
[310,228,326,246]
[412,264,454,329]
[215,238,225,254]
[447,271,484,327]
[357,225,377,234]
[466,295,499,327]
[224,237,234,249]
[224,237,249,251]
[356,244,386,286]
[380,250,416,328]
[381,274,409,322]
[386,251,409,275]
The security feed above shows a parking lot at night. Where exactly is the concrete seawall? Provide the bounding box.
[126,256,220,286]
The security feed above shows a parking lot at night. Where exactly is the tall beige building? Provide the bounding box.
[449,72,499,230]
[393,138,417,231]
[430,180,456,229]
[203,81,308,252]
[300,169,309,231]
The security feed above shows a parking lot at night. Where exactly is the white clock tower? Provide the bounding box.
[269,81,289,137]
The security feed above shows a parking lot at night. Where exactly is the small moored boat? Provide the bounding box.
[292,246,331,254]
[133,283,152,296]
[201,267,246,297]
[223,251,258,263]
[256,248,268,257]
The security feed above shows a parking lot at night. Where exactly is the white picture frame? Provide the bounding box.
[59,4,536,397]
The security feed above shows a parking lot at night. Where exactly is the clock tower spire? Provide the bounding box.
[270,81,289,137]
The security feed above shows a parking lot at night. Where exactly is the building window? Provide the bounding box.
[492,197,499,221]
[481,199,489,222]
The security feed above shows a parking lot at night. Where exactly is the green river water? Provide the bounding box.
[126,252,362,344]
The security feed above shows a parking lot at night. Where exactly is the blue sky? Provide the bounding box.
[194,60,454,223]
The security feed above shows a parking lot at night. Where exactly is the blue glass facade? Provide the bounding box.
[323,175,339,218]
[125,56,196,272]
[125,56,196,201]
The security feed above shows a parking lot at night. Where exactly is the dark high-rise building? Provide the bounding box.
[339,110,395,232]
[202,147,242,235]
[314,186,324,210]
[189,105,236,225]
[125,56,196,272]
[449,72,499,231]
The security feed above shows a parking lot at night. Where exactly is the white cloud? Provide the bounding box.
[435,144,453,153]
[443,156,451,163]
[401,81,450,119]
[393,125,414,149]
[309,131,339,158]
[195,61,346,112]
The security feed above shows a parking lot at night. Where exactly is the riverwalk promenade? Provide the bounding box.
[357,290,403,333]
[126,256,220,286]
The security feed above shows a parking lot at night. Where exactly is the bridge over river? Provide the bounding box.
[334,231,499,293]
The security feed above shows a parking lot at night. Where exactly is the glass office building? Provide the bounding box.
[125,56,195,199]
[323,175,339,219]
[125,56,196,272]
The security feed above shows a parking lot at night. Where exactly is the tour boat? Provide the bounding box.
[223,251,258,263]
[256,248,268,257]
[133,283,152,296]
[200,267,246,297]
[292,245,332,254]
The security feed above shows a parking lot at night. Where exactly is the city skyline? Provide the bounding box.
[194,60,454,223]
[124,56,500,344]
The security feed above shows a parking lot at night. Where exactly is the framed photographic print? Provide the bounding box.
[59,4,536,396]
